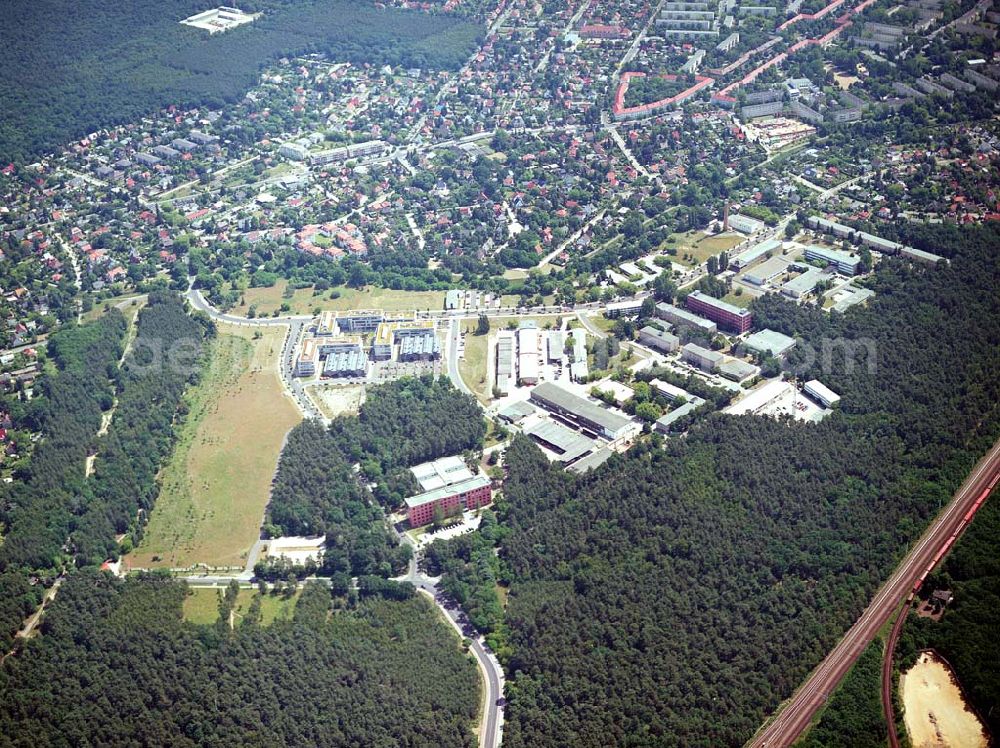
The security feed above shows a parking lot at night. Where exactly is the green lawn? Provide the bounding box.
[673,230,744,267]
[182,587,302,626]
[232,280,445,316]
[721,291,753,309]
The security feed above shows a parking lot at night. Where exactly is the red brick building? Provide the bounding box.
[685,290,753,334]
[405,475,492,527]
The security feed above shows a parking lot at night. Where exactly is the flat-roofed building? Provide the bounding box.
[405,474,492,527]
[496,332,515,395]
[728,213,767,235]
[638,325,680,353]
[743,329,796,358]
[804,379,840,407]
[744,255,790,286]
[681,343,723,371]
[781,266,828,299]
[654,401,701,433]
[604,299,644,318]
[686,290,752,334]
[316,310,338,336]
[649,378,704,405]
[804,245,860,275]
[411,454,475,492]
[730,238,782,270]
[655,302,717,335]
[524,420,596,465]
[335,309,384,333]
[724,379,794,415]
[517,326,540,385]
[547,332,564,362]
[718,358,759,382]
[530,382,635,441]
[295,338,319,377]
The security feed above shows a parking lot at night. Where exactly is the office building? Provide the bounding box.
[335,309,384,333]
[804,245,860,275]
[604,299,644,318]
[295,338,319,377]
[727,213,767,235]
[638,325,680,353]
[781,267,827,299]
[743,329,796,358]
[405,474,492,527]
[411,455,475,492]
[686,290,752,334]
[681,343,724,372]
[655,302,718,335]
[322,347,367,378]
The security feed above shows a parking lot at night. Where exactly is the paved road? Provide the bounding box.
[447,318,474,396]
[748,438,1000,747]
[398,542,505,748]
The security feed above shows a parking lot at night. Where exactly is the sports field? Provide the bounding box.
[231,281,445,316]
[128,324,301,570]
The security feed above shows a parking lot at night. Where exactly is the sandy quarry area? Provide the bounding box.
[310,383,366,419]
[901,651,988,748]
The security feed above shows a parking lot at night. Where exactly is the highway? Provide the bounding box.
[748,437,1000,747]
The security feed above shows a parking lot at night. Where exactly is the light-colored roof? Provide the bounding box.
[405,474,491,509]
[410,455,475,492]
[744,329,796,356]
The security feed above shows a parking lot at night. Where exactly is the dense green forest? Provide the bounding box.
[263,419,406,578]
[796,642,887,748]
[897,484,1000,738]
[496,223,1000,747]
[0,313,126,649]
[423,509,510,655]
[0,0,481,161]
[329,375,486,506]
[262,376,485,577]
[0,572,479,746]
[73,293,212,566]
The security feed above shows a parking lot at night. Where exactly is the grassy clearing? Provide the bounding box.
[721,291,753,309]
[182,587,302,625]
[83,294,146,323]
[674,230,743,267]
[128,324,301,570]
[231,280,445,316]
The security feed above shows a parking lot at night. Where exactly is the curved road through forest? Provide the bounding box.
[749,438,1000,747]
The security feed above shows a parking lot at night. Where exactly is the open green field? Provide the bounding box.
[721,291,753,309]
[128,324,301,570]
[182,587,301,626]
[673,230,744,267]
[231,280,445,316]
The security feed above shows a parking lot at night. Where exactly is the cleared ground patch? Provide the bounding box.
[231,281,445,316]
[902,651,988,748]
[309,383,366,419]
[128,324,300,570]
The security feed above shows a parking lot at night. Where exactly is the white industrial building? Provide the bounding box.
[804,379,841,407]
